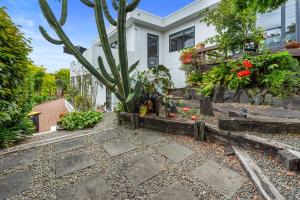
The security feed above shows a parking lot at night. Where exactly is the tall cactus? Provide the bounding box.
[38,0,141,112]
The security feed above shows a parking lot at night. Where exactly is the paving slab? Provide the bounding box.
[137,131,165,145]
[0,170,33,200]
[0,149,37,171]
[121,156,165,186]
[103,141,137,157]
[54,137,85,153]
[94,130,117,143]
[56,175,113,200]
[158,143,194,163]
[55,150,95,178]
[192,160,246,199]
[152,181,196,200]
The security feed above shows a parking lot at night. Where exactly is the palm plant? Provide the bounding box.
[38,0,141,112]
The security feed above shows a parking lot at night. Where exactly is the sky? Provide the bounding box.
[1,0,195,72]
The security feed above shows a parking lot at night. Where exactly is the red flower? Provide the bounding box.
[182,107,190,112]
[237,70,251,77]
[243,60,253,68]
[191,115,197,121]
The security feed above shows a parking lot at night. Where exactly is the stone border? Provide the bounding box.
[0,128,114,156]
[219,117,300,134]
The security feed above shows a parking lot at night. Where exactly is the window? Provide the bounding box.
[147,34,159,68]
[169,27,195,52]
[257,0,300,48]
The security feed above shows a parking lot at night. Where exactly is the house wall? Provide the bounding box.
[163,17,216,88]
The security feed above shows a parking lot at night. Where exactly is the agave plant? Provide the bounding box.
[38,0,141,112]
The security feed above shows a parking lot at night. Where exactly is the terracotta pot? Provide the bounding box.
[196,43,205,50]
[284,41,300,49]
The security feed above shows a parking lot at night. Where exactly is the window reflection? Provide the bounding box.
[285,0,296,42]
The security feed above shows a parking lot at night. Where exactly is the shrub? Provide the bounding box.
[0,8,34,148]
[58,111,103,131]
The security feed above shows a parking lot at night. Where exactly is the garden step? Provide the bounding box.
[278,149,300,171]
[218,117,300,134]
[232,145,285,200]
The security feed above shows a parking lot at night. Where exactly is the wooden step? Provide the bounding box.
[232,145,285,200]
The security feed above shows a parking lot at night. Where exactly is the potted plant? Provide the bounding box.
[284,40,300,49]
[196,42,205,50]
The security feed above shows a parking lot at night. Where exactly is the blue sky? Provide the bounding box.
[1,0,195,72]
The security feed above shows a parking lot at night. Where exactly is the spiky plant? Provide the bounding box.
[38,0,141,112]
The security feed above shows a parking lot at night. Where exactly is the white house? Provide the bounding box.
[70,0,300,111]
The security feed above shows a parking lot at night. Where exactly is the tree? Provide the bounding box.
[0,7,34,148]
[54,68,70,97]
[28,65,46,95]
[39,0,141,112]
[42,73,56,97]
[201,0,264,57]
[234,0,287,13]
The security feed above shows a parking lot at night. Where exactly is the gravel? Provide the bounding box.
[245,147,300,200]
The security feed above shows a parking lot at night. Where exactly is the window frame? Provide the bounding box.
[169,26,195,52]
[147,33,159,68]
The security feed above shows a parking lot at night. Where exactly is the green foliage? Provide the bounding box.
[201,0,264,57]
[234,0,287,13]
[199,51,300,98]
[58,111,103,131]
[186,72,202,87]
[115,101,125,113]
[54,68,70,97]
[0,8,34,148]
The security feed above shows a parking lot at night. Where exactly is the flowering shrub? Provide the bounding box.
[180,48,196,65]
[199,51,300,98]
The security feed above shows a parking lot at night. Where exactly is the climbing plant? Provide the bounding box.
[38,0,141,112]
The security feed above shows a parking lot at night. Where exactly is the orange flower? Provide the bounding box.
[243,60,253,68]
[191,115,197,121]
[182,107,190,112]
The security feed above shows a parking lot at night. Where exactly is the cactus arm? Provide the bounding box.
[98,56,115,83]
[80,0,95,7]
[118,0,130,97]
[39,26,63,45]
[129,60,139,74]
[126,0,141,12]
[94,0,123,96]
[59,0,67,25]
[39,0,115,92]
[112,0,119,10]
[101,0,117,26]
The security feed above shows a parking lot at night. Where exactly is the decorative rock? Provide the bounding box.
[239,89,250,104]
[158,143,194,163]
[228,111,247,118]
[121,156,164,186]
[152,181,196,200]
[199,96,214,116]
[103,141,137,157]
[0,170,33,200]
[278,149,300,171]
[192,160,246,199]
[224,145,235,156]
[56,175,113,200]
[55,150,95,178]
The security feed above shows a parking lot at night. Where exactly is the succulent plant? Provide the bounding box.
[38,0,141,112]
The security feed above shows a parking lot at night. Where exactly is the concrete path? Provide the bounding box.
[0,116,259,200]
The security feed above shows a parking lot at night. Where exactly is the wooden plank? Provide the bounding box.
[232,145,285,200]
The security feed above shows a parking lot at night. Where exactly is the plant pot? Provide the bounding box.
[284,41,300,49]
[196,43,205,50]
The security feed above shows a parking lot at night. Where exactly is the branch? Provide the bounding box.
[39,0,115,92]
[80,0,95,7]
[59,0,67,25]
[39,26,63,45]
[101,0,117,26]
[112,0,119,10]
[98,56,115,83]
[126,0,141,12]
[94,0,123,94]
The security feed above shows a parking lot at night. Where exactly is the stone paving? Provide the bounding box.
[0,122,259,200]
